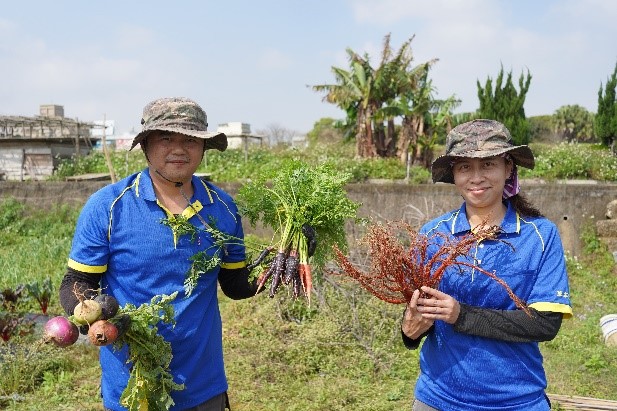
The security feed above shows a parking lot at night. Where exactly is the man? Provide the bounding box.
[59,97,261,411]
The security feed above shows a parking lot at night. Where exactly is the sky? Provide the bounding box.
[1,0,616,137]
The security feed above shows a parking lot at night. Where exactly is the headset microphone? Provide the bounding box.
[155,169,184,187]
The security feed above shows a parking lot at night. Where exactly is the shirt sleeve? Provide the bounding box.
[67,191,111,273]
[526,222,572,318]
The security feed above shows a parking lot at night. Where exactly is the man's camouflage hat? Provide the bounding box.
[130,97,227,151]
[431,119,534,184]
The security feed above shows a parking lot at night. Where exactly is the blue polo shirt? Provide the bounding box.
[68,169,246,411]
[414,201,572,411]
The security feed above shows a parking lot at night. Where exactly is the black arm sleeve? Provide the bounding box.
[401,327,434,350]
[218,266,262,300]
[59,267,102,316]
[453,303,563,342]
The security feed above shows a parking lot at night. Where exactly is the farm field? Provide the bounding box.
[1,194,617,410]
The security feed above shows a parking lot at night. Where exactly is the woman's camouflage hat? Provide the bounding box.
[431,119,535,184]
[130,97,227,151]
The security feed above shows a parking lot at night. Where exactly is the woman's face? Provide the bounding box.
[452,156,512,211]
[143,131,205,186]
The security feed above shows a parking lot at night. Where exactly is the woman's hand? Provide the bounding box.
[402,289,434,339]
[415,286,461,325]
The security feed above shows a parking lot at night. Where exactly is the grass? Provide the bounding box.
[541,226,617,399]
[220,290,418,411]
[0,336,103,411]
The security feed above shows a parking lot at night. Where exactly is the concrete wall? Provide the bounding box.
[1,179,616,257]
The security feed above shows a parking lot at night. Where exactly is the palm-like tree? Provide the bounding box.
[312,34,445,160]
[553,105,595,142]
[394,62,437,164]
[312,53,377,157]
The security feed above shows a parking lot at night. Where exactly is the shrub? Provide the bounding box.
[521,142,617,181]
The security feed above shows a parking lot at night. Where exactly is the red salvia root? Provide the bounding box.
[332,221,528,313]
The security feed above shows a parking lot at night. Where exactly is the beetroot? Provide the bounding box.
[43,316,79,347]
[88,319,119,346]
[94,294,119,320]
[73,299,102,325]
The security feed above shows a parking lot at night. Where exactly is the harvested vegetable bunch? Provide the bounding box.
[236,161,361,302]
[333,220,527,312]
[64,291,182,411]
[115,292,184,411]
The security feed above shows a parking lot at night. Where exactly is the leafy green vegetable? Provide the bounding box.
[160,215,199,242]
[236,160,361,285]
[184,250,222,296]
[114,292,184,411]
[160,215,243,297]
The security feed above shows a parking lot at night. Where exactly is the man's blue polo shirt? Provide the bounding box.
[414,201,572,411]
[68,169,246,411]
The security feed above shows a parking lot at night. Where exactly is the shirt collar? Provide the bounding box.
[137,169,213,205]
[450,200,519,235]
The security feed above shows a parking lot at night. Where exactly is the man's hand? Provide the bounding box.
[302,224,317,257]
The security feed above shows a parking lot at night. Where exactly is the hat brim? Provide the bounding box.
[431,145,535,184]
[129,127,228,151]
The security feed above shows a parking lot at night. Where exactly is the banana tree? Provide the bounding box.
[417,96,461,167]
[312,55,378,157]
[395,62,436,164]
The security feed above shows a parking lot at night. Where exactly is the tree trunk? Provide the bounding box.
[396,117,413,164]
[385,118,396,157]
[374,121,386,157]
[396,115,422,164]
[356,109,376,158]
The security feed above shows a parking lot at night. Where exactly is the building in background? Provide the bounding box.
[0,104,101,180]
[216,122,263,149]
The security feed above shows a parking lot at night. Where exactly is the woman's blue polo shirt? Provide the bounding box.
[414,201,572,411]
[68,169,246,410]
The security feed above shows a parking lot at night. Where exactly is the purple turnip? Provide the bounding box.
[88,319,119,346]
[94,294,119,320]
[43,316,79,347]
[73,299,102,325]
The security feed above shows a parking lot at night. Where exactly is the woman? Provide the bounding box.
[402,119,572,411]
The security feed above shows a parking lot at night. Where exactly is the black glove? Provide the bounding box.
[112,314,131,338]
[302,224,317,257]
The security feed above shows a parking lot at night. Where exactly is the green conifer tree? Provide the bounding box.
[477,66,532,145]
[595,62,617,152]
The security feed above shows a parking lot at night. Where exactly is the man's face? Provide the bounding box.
[143,131,205,185]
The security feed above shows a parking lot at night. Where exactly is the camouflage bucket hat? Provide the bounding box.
[130,97,227,151]
[431,119,535,184]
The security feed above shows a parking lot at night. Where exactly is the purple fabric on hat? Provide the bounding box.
[501,154,520,199]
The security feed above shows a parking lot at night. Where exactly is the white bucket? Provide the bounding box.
[600,314,617,346]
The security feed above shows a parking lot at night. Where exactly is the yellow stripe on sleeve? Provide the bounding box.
[528,302,573,319]
[221,261,247,270]
[67,258,107,274]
